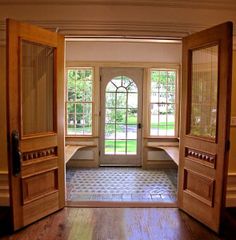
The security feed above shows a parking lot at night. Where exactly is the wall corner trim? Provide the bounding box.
[226,172,236,207]
[0,171,9,206]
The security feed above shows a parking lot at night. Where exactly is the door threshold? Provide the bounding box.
[66,200,177,208]
[99,164,142,167]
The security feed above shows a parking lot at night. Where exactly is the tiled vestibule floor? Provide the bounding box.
[66,167,177,203]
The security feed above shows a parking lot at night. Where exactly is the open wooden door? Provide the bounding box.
[178,22,232,232]
[7,19,65,231]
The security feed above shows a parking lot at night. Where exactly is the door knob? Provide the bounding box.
[12,130,21,176]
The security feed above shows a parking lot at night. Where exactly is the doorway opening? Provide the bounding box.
[65,61,179,206]
[100,67,143,166]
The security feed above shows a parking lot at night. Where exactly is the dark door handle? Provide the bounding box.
[137,123,142,129]
[12,130,21,176]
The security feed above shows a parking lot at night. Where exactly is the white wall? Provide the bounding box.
[66,41,182,63]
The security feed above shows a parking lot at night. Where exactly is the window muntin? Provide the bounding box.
[66,68,93,136]
[149,69,177,137]
[104,76,138,155]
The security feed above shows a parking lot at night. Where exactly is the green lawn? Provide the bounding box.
[105,140,137,154]
[67,126,92,135]
[151,122,174,130]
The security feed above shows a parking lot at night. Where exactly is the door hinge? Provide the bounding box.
[99,111,101,117]
[100,75,102,81]
[99,150,101,156]
[226,140,230,151]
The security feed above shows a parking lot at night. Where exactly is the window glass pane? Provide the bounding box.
[116,124,126,139]
[106,92,116,108]
[112,78,122,87]
[116,92,127,108]
[68,113,75,126]
[67,71,76,101]
[123,77,132,87]
[151,92,158,102]
[84,81,93,102]
[127,140,137,154]
[127,125,137,139]
[167,71,176,84]
[75,124,84,135]
[106,81,117,92]
[116,109,127,124]
[105,109,116,124]
[105,140,115,154]
[84,103,92,115]
[127,110,137,124]
[128,93,138,108]
[105,124,115,139]
[76,114,83,126]
[67,103,75,114]
[115,140,126,154]
[149,69,176,137]
[84,125,92,135]
[75,81,83,102]
[21,40,54,135]
[83,113,92,126]
[190,45,218,139]
[66,68,93,135]
[127,82,138,92]
[76,103,83,115]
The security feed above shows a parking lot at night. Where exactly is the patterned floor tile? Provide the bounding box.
[66,167,177,203]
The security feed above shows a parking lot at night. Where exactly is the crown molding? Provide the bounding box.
[0,20,208,36]
[0,20,236,48]
[0,0,236,11]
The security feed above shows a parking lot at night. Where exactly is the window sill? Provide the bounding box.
[143,136,179,142]
[66,135,99,139]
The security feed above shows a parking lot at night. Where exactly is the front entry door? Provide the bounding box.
[178,22,232,232]
[100,68,143,166]
[7,19,65,230]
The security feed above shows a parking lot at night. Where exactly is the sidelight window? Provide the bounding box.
[149,69,178,137]
[66,67,93,136]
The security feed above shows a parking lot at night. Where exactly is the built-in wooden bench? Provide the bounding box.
[65,144,97,164]
[146,142,179,166]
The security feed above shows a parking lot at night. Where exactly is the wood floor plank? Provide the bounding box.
[0,207,225,240]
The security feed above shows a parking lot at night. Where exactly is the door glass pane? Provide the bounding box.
[21,40,54,135]
[190,45,218,139]
[104,76,138,155]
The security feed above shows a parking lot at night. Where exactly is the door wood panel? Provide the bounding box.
[178,22,232,233]
[7,19,65,231]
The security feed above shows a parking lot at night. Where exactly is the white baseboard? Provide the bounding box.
[0,171,9,206]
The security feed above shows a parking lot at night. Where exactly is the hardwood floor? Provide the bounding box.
[0,207,227,240]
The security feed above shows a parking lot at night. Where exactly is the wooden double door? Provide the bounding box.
[7,19,232,233]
